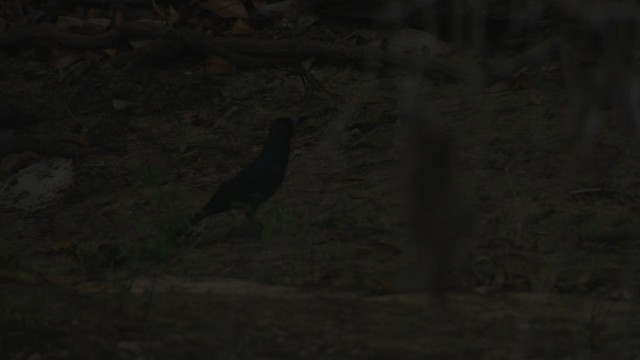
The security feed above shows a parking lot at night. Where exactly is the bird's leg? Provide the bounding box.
[168,217,195,242]
[226,202,263,238]
[248,211,264,235]
[242,205,263,235]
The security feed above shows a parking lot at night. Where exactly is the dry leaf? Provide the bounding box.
[101,47,118,57]
[83,50,106,63]
[50,239,75,251]
[56,16,84,31]
[0,270,37,284]
[49,49,83,69]
[153,0,180,26]
[386,28,452,57]
[187,16,204,29]
[576,53,597,66]
[55,138,90,147]
[256,0,317,28]
[527,95,542,106]
[165,5,180,25]
[200,0,248,19]
[181,110,199,122]
[117,341,141,352]
[129,276,301,295]
[491,269,506,290]
[340,29,384,46]
[45,275,87,286]
[9,18,28,30]
[301,56,315,71]
[86,8,105,18]
[252,0,268,8]
[231,18,254,35]
[84,18,112,31]
[320,269,342,280]
[129,39,155,49]
[484,81,510,94]
[203,55,237,75]
[114,10,125,28]
[510,78,530,91]
[190,17,218,32]
[75,280,111,292]
[112,98,134,110]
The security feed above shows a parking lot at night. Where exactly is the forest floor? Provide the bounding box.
[1,2,639,358]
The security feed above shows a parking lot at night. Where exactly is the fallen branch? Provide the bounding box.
[0,134,94,159]
[0,21,459,75]
[0,21,166,49]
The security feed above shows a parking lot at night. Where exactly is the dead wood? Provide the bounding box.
[0,21,458,75]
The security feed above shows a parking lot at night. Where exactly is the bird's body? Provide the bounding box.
[189,117,300,228]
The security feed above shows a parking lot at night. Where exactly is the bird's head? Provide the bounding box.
[264,116,306,151]
[269,116,306,136]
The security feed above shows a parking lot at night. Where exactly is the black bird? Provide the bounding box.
[189,116,303,230]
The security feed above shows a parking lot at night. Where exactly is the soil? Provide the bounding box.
[1,14,640,360]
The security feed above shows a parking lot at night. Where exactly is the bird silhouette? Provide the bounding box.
[188,116,303,231]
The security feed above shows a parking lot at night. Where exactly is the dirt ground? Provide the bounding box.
[1,6,640,359]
